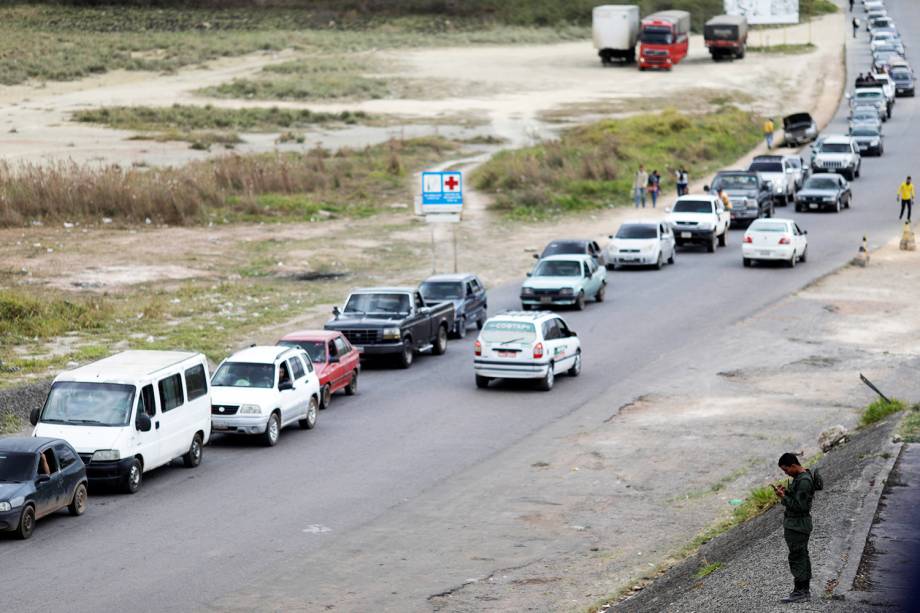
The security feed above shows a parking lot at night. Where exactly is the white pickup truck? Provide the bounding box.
[665,194,731,252]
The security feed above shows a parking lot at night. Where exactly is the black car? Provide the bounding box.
[710,170,774,224]
[0,437,87,539]
[535,239,606,268]
[420,273,488,338]
[849,125,884,156]
[794,174,852,213]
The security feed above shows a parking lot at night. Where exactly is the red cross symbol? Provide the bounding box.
[444,175,459,191]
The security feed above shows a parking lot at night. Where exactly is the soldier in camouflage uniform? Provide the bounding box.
[773,452,815,603]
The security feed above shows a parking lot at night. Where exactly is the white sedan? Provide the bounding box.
[606,221,676,269]
[742,219,808,268]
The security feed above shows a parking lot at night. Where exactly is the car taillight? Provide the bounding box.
[778,236,791,245]
[474,340,482,356]
[533,342,544,359]
[743,235,753,243]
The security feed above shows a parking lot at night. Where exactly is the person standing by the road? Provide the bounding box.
[773,453,815,603]
[852,17,859,38]
[763,118,775,150]
[634,165,649,208]
[849,0,854,12]
[899,176,915,222]
[674,167,689,196]
[647,170,661,208]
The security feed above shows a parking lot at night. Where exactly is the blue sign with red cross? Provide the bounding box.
[421,171,463,207]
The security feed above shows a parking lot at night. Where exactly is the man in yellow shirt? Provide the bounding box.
[899,176,915,222]
[763,118,775,149]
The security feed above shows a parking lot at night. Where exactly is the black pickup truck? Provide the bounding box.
[710,170,774,225]
[324,287,455,368]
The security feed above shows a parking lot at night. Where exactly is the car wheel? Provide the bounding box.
[788,251,797,268]
[855,165,861,178]
[455,316,467,339]
[299,396,318,430]
[319,384,332,410]
[800,246,808,263]
[667,249,675,265]
[835,199,841,213]
[595,284,606,302]
[477,314,485,330]
[475,374,491,389]
[432,325,448,355]
[743,258,752,267]
[398,338,414,368]
[795,204,803,213]
[707,235,717,253]
[68,482,88,516]
[182,433,203,468]
[263,412,281,447]
[345,370,358,396]
[846,195,851,209]
[15,505,35,540]
[568,350,582,377]
[574,292,586,311]
[123,458,142,494]
[537,363,555,391]
[655,252,664,269]
[718,231,727,247]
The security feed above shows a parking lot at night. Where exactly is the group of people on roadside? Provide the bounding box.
[632,165,689,208]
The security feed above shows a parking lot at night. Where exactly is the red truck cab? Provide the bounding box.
[278,330,359,410]
[638,10,691,71]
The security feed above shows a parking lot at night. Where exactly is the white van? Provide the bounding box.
[31,350,212,494]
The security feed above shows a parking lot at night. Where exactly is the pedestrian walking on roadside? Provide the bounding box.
[849,0,854,12]
[633,165,649,208]
[899,176,915,222]
[773,453,818,604]
[852,17,859,38]
[647,170,661,208]
[674,167,689,196]
[763,118,775,150]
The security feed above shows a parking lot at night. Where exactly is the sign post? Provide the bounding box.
[421,171,463,273]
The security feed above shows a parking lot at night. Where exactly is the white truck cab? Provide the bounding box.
[31,350,212,494]
[665,194,731,252]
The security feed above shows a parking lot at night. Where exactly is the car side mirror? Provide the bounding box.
[569,331,578,337]
[845,92,851,99]
[608,235,614,239]
[29,408,39,426]
[664,207,671,214]
[328,355,340,363]
[526,272,532,277]
[532,253,540,260]
[35,474,51,485]
[136,413,152,432]
[803,230,808,235]
[420,306,431,315]
[279,380,294,391]
[332,305,341,319]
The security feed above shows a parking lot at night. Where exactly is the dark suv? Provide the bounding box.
[710,171,774,225]
[420,273,488,338]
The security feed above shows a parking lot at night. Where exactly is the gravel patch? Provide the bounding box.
[0,379,51,436]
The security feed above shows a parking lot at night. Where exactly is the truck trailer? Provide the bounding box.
[638,10,691,71]
[704,15,748,61]
[593,4,640,65]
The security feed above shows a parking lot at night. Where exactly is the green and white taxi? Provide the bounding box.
[520,254,606,311]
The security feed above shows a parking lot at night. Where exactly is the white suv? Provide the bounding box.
[473,311,581,391]
[210,346,320,446]
[811,135,861,181]
[665,194,731,252]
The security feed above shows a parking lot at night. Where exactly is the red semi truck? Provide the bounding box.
[638,10,691,71]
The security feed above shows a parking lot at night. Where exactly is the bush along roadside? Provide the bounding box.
[471,107,762,220]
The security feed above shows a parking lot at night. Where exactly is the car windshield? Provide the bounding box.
[748,161,783,173]
[672,200,713,214]
[533,260,582,277]
[541,241,585,257]
[820,143,852,153]
[749,221,788,233]
[616,224,658,239]
[40,381,136,427]
[420,282,463,301]
[641,27,673,44]
[278,340,325,363]
[481,321,536,344]
[851,128,879,136]
[714,174,758,190]
[855,91,882,100]
[0,452,35,482]
[804,177,839,190]
[212,362,274,388]
[891,69,911,79]
[852,113,877,121]
[344,293,410,315]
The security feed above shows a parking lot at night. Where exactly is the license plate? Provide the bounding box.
[540,296,552,304]
[681,232,692,239]
[809,204,818,209]
[213,424,229,431]
[759,250,772,256]
[497,350,516,358]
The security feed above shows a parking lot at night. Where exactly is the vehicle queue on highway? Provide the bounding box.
[0,0,915,541]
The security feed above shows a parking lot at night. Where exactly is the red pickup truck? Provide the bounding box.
[278,330,359,410]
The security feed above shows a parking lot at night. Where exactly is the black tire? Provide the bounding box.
[68,482,88,516]
[718,231,727,247]
[319,384,331,410]
[835,199,841,213]
[15,505,35,540]
[475,374,491,389]
[567,351,582,377]
[476,315,485,330]
[574,292,586,311]
[537,363,555,391]
[788,251,797,268]
[667,249,675,265]
[398,338,414,368]
[655,253,664,269]
[345,370,358,396]
[743,257,752,268]
[432,325,448,355]
[182,433,203,468]
[795,204,803,213]
[844,169,854,181]
[263,412,281,447]
[299,396,318,430]
[846,195,851,209]
[455,316,467,339]
[855,164,861,178]
[800,246,808,263]
[596,284,606,302]
[706,235,717,253]
[123,458,142,494]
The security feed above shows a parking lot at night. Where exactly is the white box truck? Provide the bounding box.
[593,4,640,65]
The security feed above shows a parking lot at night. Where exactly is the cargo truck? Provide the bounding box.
[704,15,748,61]
[592,4,640,65]
[638,10,691,71]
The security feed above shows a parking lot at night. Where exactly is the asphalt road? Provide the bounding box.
[4,2,918,611]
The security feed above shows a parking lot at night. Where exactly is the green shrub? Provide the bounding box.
[860,398,906,427]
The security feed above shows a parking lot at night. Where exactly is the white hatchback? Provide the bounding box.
[606,220,676,269]
[742,218,809,268]
[210,346,320,446]
[473,311,581,391]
